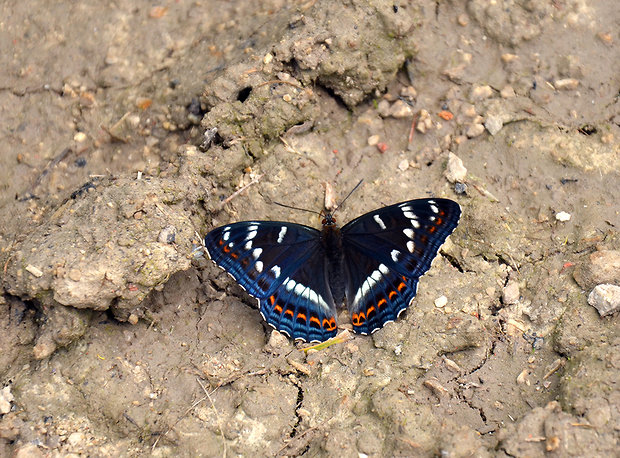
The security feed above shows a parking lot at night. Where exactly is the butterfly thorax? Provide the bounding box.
[321,219,346,307]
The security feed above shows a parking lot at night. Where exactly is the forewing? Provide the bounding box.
[204,221,319,298]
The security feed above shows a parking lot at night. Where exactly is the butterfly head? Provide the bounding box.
[321,211,337,227]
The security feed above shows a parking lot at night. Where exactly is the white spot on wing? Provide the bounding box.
[252,248,262,259]
[246,230,257,241]
[403,228,414,239]
[430,204,439,214]
[403,211,416,219]
[255,261,263,272]
[391,249,400,262]
[407,241,415,253]
[353,264,389,306]
[223,231,230,241]
[244,241,252,250]
[411,219,420,229]
[400,205,412,211]
[277,226,287,243]
[248,225,259,231]
[373,214,386,230]
[270,265,281,278]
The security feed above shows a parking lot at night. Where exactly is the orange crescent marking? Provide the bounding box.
[231,252,238,258]
[269,295,275,305]
[218,239,224,246]
[389,291,397,300]
[310,316,321,326]
[428,226,436,233]
[223,245,230,253]
[274,304,283,313]
[436,217,443,225]
[378,298,387,308]
[296,312,307,322]
[367,305,375,315]
[397,282,406,292]
[284,308,294,317]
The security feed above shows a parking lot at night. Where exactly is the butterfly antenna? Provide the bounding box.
[272,200,322,216]
[332,179,364,214]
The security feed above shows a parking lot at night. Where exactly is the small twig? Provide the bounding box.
[151,394,208,450]
[197,377,227,458]
[219,174,264,208]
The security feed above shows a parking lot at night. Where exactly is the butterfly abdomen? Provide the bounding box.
[321,224,346,307]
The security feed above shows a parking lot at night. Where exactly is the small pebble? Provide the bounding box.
[73,132,87,142]
[416,109,432,133]
[367,134,380,146]
[444,152,467,183]
[389,100,413,118]
[158,225,177,244]
[573,250,620,289]
[596,32,613,45]
[588,284,620,317]
[554,78,579,90]
[263,53,273,64]
[485,115,503,136]
[268,329,290,348]
[376,99,391,117]
[501,53,519,63]
[555,211,571,222]
[25,264,43,278]
[128,313,139,325]
[400,86,417,99]
[470,84,493,101]
[502,280,520,305]
[0,385,14,414]
[282,94,292,102]
[516,369,530,385]
[67,432,85,447]
[68,269,82,282]
[466,123,485,138]
[398,159,409,171]
[457,13,469,26]
[500,85,516,98]
[423,378,450,398]
[454,182,467,195]
[434,295,448,308]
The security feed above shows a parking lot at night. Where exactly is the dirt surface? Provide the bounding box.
[1,0,619,456]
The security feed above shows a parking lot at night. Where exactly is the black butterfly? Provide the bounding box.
[204,198,461,342]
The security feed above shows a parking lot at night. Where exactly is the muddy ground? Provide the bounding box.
[1,0,619,456]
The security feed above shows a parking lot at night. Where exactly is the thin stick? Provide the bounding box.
[197,377,227,458]
[219,174,264,208]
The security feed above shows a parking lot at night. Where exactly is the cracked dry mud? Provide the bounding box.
[1,0,619,456]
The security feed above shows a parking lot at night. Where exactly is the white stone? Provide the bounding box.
[588,284,620,317]
[434,295,448,308]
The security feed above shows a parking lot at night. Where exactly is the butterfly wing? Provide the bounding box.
[204,221,337,342]
[341,198,461,335]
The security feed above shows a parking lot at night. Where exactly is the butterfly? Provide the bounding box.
[204,198,461,343]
